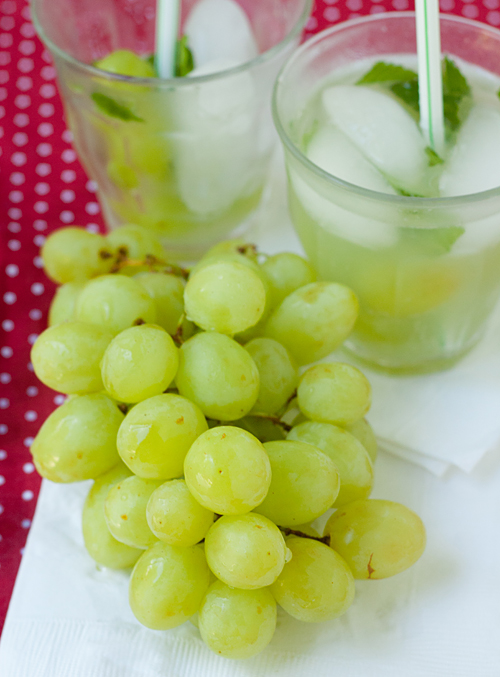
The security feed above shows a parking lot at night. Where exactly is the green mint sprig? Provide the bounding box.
[91,93,144,122]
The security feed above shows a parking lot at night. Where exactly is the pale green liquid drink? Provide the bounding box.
[275,14,500,373]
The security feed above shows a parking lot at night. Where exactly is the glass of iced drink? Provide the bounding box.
[273,13,500,374]
[32,0,311,259]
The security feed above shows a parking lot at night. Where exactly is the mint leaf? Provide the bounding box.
[175,35,195,77]
[391,79,419,114]
[397,188,425,197]
[91,93,144,122]
[442,57,471,131]
[425,146,444,166]
[400,225,465,255]
[357,61,417,84]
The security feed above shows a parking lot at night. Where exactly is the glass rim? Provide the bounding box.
[272,11,500,208]
[31,0,313,87]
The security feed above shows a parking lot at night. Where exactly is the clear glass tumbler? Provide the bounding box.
[273,13,500,374]
[32,0,312,259]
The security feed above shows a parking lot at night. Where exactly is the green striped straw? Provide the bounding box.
[415,0,445,155]
[155,0,180,77]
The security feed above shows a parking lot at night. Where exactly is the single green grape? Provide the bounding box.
[253,440,340,527]
[264,282,359,365]
[205,513,289,589]
[106,224,166,275]
[41,227,113,284]
[199,581,277,659]
[230,416,286,443]
[129,541,211,630]
[287,421,373,506]
[176,332,260,421]
[48,281,86,326]
[184,427,271,515]
[94,50,156,78]
[261,253,317,309]
[271,536,355,623]
[184,260,266,335]
[75,274,157,335]
[82,462,142,569]
[244,337,298,415]
[146,479,214,547]
[135,272,187,335]
[325,499,426,579]
[31,393,123,482]
[104,475,162,549]
[117,393,208,479]
[345,418,378,464]
[298,363,372,426]
[201,240,258,262]
[31,322,113,394]
[101,324,178,403]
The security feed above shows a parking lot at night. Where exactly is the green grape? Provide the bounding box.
[48,281,86,326]
[31,393,123,482]
[231,416,286,442]
[201,239,258,262]
[117,393,208,479]
[129,541,211,630]
[270,536,355,623]
[41,227,113,284]
[31,322,113,394]
[82,462,142,569]
[184,427,271,515]
[146,479,214,546]
[135,272,187,335]
[298,363,372,426]
[106,224,166,275]
[104,475,162,549]
[94,50,156,78]
[176,332,260,421]
[199,581,277,659]
[204,514,288,589]
[261,253,317,309]
[325,499,426,580]
[264,282,359,365]
[75,274,157,335]
[254,440,339,527]
[244,338,298,415]
[184,260,266,335]
[345,418,378,464]
[287,421,373,506]
[101,324,178,403]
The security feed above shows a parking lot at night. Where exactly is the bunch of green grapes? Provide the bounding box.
[31,225,426,660]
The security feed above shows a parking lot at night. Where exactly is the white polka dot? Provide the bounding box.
[62,129,73,143]
[2,319,14,331]
[28,333,38,345]
[27,361,34,371]
[0,505,4,516]
[2,1,17,15]
[1,346,12,358]
[85,202,100,215]
[60,210,75,224]
[0,16,14,30]
[0,52,10,67]
[11,151,26,166]
[12,131,28,146]
[62,148,76,163]
[16,75,32,91]
[86,179,98,193]
[33,234,45,247]
[8,221,21,232]
[41,47,51,62]
[41,65,55,80]
[18,57,34,73]
[33,256,44,268]
[61,189,75,203]
[0,476,5,486]
[0,450,6,460]
[0,424,7,434]
[23,462,35,473]
[462,3,478,16]
[36,142,52,157]
[29,308,42,320]
[35,162,51,177]
[54,394,65,405]
[24,410,37,422]
[8,238,21,250]
[8,207,21,219]
[31,283,44,296]
[484,0,499,8]
[22,490,34,501]
[40,82,55,98]
[9,191,23,204]
[14,93,30,108]
[35,182,50,195]
[26,386,38,396]
[0,34,13,48]
[61,169,76,183]
[3,292,16,304]
[23,437,33,447]
[21,518,31,529]
[10,171,25,185]
[0,373,11,384]
[0,399,9,409]
[33,219,47,231]
[86,223,100,233]
[39,102,54,117]
[5,264,18,277]
[0,90,6,103]
[34,201,49,214]
[38,121,53,137]
[19,39,35,56]
[487,8,500,22]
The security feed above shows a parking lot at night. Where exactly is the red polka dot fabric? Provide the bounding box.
[0,0,497,634]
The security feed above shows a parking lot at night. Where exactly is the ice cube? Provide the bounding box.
[185,0,258,69]
[322,85,428,194]
[440,106,500,197]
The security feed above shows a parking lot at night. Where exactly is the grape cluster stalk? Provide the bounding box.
[30,224,426,660]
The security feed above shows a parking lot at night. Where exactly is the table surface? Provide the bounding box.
[1,0,499,637]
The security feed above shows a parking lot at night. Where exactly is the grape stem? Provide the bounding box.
[248,412,292,433]
[172,314,186,346]
[279,527,331,546]
[109,247,190,279]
